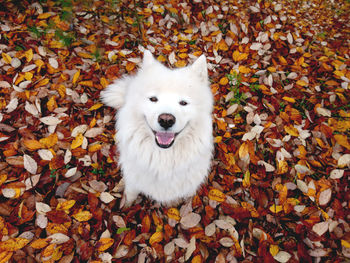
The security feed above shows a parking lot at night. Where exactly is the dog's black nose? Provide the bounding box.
[158,113,176,129]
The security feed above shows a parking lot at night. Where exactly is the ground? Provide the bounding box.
[0,0,349,262]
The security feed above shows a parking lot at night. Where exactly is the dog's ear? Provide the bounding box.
[100,77,129,109]
[142,50,156,68]
[191,54,208,82]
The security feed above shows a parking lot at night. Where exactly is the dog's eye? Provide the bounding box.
[179,100,188,106]
[149,96,158,102]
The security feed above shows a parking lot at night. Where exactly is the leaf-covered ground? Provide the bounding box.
[0,0,349,262]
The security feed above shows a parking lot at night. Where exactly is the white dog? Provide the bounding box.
[101,50,213,205]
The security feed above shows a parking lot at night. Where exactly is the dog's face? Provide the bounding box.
[130,51,211,149]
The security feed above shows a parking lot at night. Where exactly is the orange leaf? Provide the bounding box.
[126,62,136,72]
[23,139,43,151]
[141,214,151,233]
[208,188,226,202]
[36,78,50,88]
[278,185,288,205]
[191,255,202,263]
[72,210,92,222]
[167,208,181,221]
[30,238,50,249]
[238,65,250,73]
[71,133,84,149]
[219,77,228,85]
[47,96,58,112]
[334,134,350,150]
[37,12,52,19]
[96,238,114,252]
[149,231,163,246]
[88,103,103,111]
[282,96,296,103]
[0,237,30,251]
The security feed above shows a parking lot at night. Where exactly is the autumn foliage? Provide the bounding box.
[0,0,349,262]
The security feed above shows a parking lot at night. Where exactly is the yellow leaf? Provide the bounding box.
[238,65,250,73]
[77,52,93,59]
[47,96,58,112]
[125,17,134,24]
[282,96,296,103]
[341,239,350,248]
[52,246,63,261]
[36,78,50,87]
[42,243,55,258]
[267,66,276,73]
[232,50,248,62]
[334,134,350,150]
[278,56,287,65]
[2,53,12,64]
[208,188,226,202]
[72,210,92,222]
[269,244,279,256]
[23,139,43,150]
[0,251,13,263]
[238,142,249,160]
[101,15,109,23]
[40,133,58,148]
[24,49,33,62]
[284,125,299,137]
[277,160,288,174]
[269,204,283,213]
[149,231,163,246]
[296,80,308,86]
[24,72,33,80]
[96,238,114,252]
[100,77,108,88]
[242,170,251,188]
[56,200,76,212]
[0,237,29,251]
[88,143,102,152]
[167,208,181,221]
[37,12,52,19]
[30,238,50,249]
[71,133,84,149]
[72,70,80,84]
[88,103,103,111]
[79,80,94,87]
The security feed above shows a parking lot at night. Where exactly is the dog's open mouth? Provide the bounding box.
[155,131,175,148]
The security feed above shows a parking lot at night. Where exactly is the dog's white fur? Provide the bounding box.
[101,50,213,205]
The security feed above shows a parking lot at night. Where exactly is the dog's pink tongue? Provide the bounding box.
[156,132,175,146]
